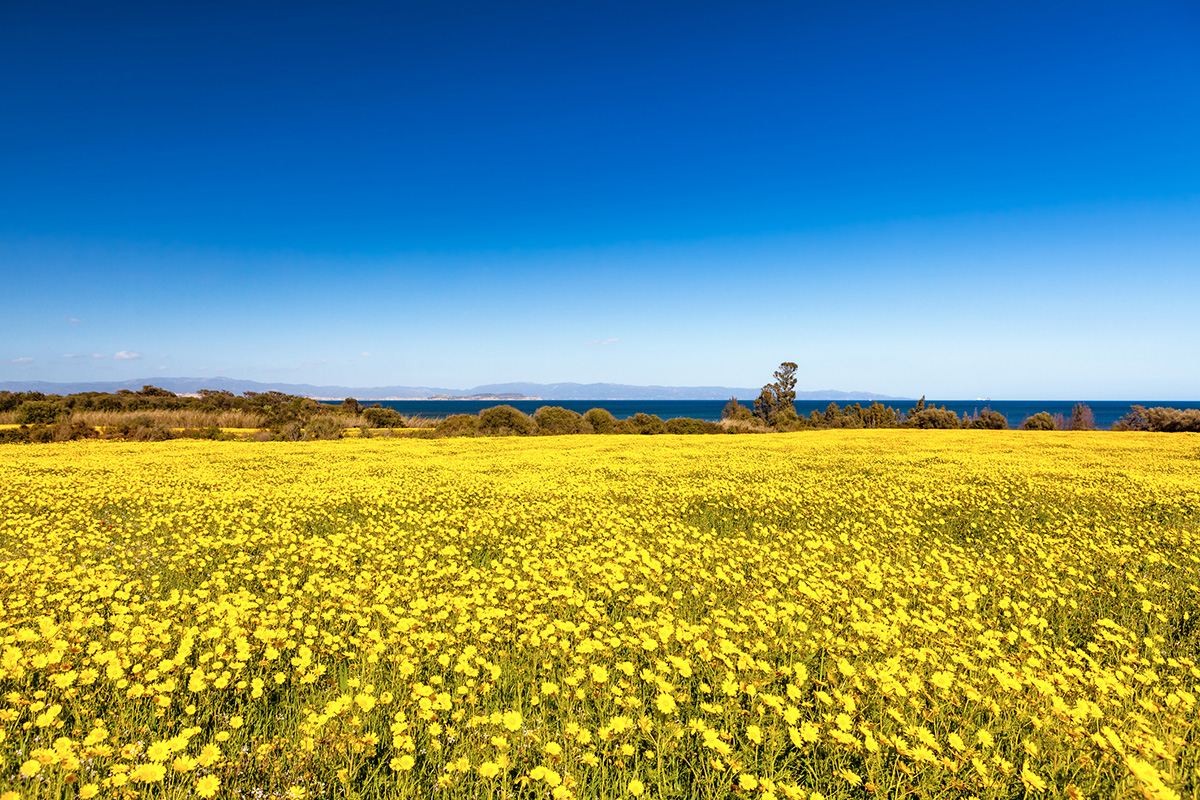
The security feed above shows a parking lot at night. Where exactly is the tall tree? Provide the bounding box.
[753,385,778,423]
[773,362,797,412]
[754,362,798,424]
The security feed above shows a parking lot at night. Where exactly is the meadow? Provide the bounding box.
[1,431,1197,800]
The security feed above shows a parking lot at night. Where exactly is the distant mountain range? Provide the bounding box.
[467,382,910,402]
[0,376,911,402]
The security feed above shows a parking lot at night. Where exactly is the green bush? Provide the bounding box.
[906,407,961,429]
[0,426,31,444]
[278,421,304,441]
[1113,405,1200,432]
[583,408,619,434]
[302,416,344,440]
[533,406,590,435]
[436,414,480,436]
[363,405,407,428]
[28,425,56,443]
[1144,407,1200,432]
[665,417,723,434]
[478,405,535,436]
[628,413,666,435]
[721,398,753,421]
[16,400,64,425]
[1021,412,1056,431]
[9,421,98,443]
[770,407,807,431]
[968,410,1009,430]
[103,416,173,442]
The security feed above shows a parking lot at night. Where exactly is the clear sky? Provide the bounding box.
[2,0,1198,398]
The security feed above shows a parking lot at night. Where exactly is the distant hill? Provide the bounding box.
[0,377,911,402]
[0,377,457,399]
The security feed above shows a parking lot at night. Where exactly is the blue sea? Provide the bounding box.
[342,399,1198,430]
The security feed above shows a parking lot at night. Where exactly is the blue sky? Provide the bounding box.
[2,0,1198,398]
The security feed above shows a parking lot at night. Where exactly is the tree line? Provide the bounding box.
[722,362,1199,432]
[2,372,1198,443]
[0,386,730,442]
[0,387,395,443]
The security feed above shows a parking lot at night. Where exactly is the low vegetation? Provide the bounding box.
[1112,406,1200,433]
[0,387,428,443]
[2,369,1198,444]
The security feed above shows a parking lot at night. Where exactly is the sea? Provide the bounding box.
[340,399,1198,430]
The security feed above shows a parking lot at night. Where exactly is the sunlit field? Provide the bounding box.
[2,432,1197,800]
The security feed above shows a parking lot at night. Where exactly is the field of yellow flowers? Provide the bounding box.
[2,431,1198,800]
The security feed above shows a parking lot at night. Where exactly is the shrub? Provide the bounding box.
[583,408,619,434]
[1145,407,1200,432]
[1022,412,1056,431]
[363,405,407,428]
[0,426,31,444]
[533,406,590,435]
[28,425,56,443]
[16,400,64,425]
[436,414,480,436]
[1111,406,1147,432]
[279,421,304,441]
[665,417,723,434]
[628,413,666,435]
[968,410,1009,430]
[102,415,173,441]
[302,416,344,440]
[131,422,173,442]
[906,407,961,429]
[720,418,766,434]
[770,407,807,431]
[721,398,753,422]
[478,406,535,436]
[52,421,100,441]
[1114,406,1200,433]
[1070,403,1096,431]
[177,425,230,440]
